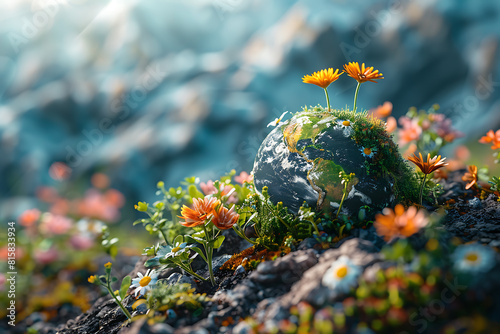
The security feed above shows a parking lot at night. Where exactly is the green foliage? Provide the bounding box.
[100,225,119,258]
[235,187,295,250]
[144,236,206,282]
[489,176,500,192]
[146,282,210,313]
[134,178,196,244]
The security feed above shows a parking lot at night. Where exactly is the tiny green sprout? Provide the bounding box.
[336,172,356,219]
[88,263,132,320]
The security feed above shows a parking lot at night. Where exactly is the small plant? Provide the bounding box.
[146,282,209,318]
[88,262,132,320]
[133,178,196,245]
[144,237,206,282]
[407,152,448,205]
[343,62,384,112]
[302,68,343,111]
[178,196,239,285]
[336,171,356,219]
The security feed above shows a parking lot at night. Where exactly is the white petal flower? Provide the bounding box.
[322,256,361,293]
[130,269,159,296]
[267,111,288,127]
[452,244,496,273]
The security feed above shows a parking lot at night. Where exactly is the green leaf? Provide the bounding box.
[109,245,118,259]
[119,276,131,300]
[173,235,184,246]
[145,257,160,267]
[188,185,204,199]
[190,247,207,262]
[212,235,225,249]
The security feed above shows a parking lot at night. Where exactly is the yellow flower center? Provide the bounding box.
[139,276,152,287]
[172,246,181,253]
[342,120,351,126]
[465,253,479,263]
[363,148,372,155]
[335,265,348,279]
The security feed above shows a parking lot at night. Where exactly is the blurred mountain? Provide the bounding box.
[0,0,499,219]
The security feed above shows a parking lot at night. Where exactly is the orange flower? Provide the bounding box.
[178,196,220,227]
[19,208,41,227]
[302,68,342,89]
[343,62,384,83]
[374,204,428,242]
[385,116,397,133]
[462,165,478,190]
[407,153,448,175]
[370,101,393,118]
[479,129,500,150]
[212,205,239,230]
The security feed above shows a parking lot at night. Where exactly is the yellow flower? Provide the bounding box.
[343,62,384,83]
[88,275,98,284]
[134,201,148,212]
[302,68,342,89]
[104,262,112,269]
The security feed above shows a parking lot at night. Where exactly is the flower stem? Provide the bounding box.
[419,174,428,206]
[202,225,216,286]
[106,282,132,320]
[159,229,169,245]
[206,245,215,286]
[324,88,331,111]
[353,82,361,112]
[179,263,207,281]
[336,182,349,219]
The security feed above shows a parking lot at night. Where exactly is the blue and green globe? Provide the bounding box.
[252,107,418,219]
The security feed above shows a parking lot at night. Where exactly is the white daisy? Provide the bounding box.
[359,146,377,158]
[322,255,361,293]
[267,111,288,127]
[452,244,496,273]
[131,269,159,296]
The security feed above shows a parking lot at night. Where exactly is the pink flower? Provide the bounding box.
[76,190,119,222]
[0,273,6,291]
[398,116,422,146]
[40,214,73,235]
[35,248,59,264]
[432,116,463,143]
[234,171,253,184]
[199,180,238,203]
[0,246,24,260]
[49,162,71,181]
[70,234,95,250]
[199,181,218,196]
[19,208,41,227]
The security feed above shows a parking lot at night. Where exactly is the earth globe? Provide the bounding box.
[252,107,418,220]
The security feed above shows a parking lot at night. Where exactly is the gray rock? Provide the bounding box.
[166,272,196,286]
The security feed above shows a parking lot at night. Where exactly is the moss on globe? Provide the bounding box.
[252,106,419,220]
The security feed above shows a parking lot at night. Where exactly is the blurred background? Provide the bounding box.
[1,0,500,221]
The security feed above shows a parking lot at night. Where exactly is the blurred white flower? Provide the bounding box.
[322,255,361,293]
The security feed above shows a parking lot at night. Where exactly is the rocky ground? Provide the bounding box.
[5,170,500,334]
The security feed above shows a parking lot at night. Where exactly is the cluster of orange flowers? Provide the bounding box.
[178,196,239,230]
[302,62,384,88]
[479,129,500,150]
